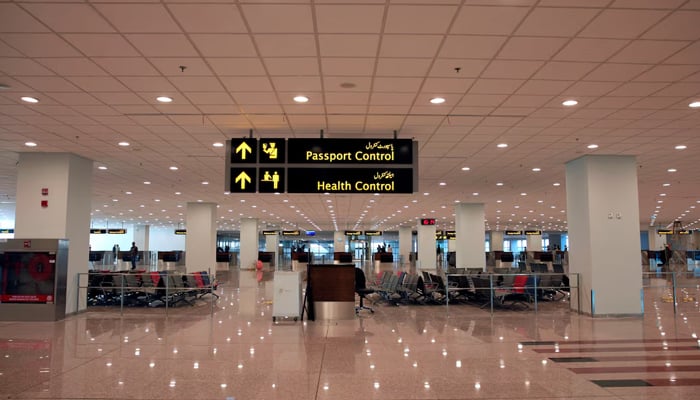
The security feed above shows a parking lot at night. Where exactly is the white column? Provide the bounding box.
[416,222,436,270]
[265,232,279,268]
[239,218,259,270]
[399,226,412,268]
[491,231,504,251]
[526,232,543,251]
[185,202,216,274]
[455,203,486,270]
[648,227,665,251]
[566,155,642,316]
[333,231,346,252]
[447,238,456,252]
[133,225,149,251]
[15,153,92,315]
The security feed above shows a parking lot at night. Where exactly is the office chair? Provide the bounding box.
[355,267,374,314]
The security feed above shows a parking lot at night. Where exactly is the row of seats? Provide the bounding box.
[86,270,218,308]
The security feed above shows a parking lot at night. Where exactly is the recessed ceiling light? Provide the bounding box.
[553,182,561,186]
[213,142,224,148]
[532,167,541,172]
[21,96,39,103]
[293,95,309,103]
[497,143,508,148]
[156,96,173,103]
[675,145,687,150]
[202,181,209,185]
[439,182,446,186]
[520,192,527,196]
[667,168,677,172]
[423,192,430,196]
[24,141,37,147]
[144,181,151,185]
[496,182,503,186]
[169,166,178,170]
[472,192,479,196]
[461,166,470,171]
[562,99,578,107]
[659,193,666,197]
[118,141,130,147]
[587,144,598,149]
[430,97,446,104]
[98,166,107,170]
[689,101,700,108]
[662,183,670,187]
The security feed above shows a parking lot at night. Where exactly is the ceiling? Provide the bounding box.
[0,0,699,234]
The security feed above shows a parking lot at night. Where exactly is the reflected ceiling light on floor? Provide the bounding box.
[689,101,700,108]
[293,95,309,103]
[675,145,687,150]
[497,143,508,148]
[156,96,173,103]
[587,144,599,149]
[430,97,446,104]
[24,141,37,147]
[562,99,578,107]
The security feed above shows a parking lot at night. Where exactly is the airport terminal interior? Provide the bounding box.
[2,1,700,399]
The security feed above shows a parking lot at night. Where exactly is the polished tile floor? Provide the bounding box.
[1,270,698,400]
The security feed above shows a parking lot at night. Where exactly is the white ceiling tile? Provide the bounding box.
[464,0,536,4]
[365,115,406,129]
[93,58,160,76]
[232,92,280,104]
[315,5,384,33]
[654,82,700,97]
[452,6,529,35]
[327,115,366,128]
[554,38,629,62]
[321,58,375,76]
[207,58,266,76]
[91,92,145,105]
[369,92,417,105]
[497,37,568,60]
[271,76,322,92]
[0,3,49,32]
[459,94,507,107]
[563,81,620,96]
[118,77,177,92]
[470,79,524,94]
[331,105,373,114]
[643,11,700,40]
[189,34,257,57]
[480,60,543,79]
[607,82,668,97]
[586,96,642,108]
[168,4,247,33]
[323,76,371,91]
[286,114,327,128]
[256,34,317,57]
[241,4,313,33]
[126,34,198,57]
[324,92,370,105]
[239,104,285,115]
[663,42,700,64]
[220,77,274,92]
[379,35,443,58]
[24,4,113,33]
[579,9,668,39]
[367,105,411,114]
[385,5,458,34]
[501,95,552,108]
[376,58,432,77]
[112,105,158,115]
[0,58,54,76]
[36,58,107,77]
[610,40,690,64]
[264,58,319,76]
[612,0,685,9]
[1,34,80,57]
[533,61,599,80]
[95,4,180,33]
[183,92,234,105]
[46,92,102,106]
[373,77,423,93]
[584,63,652,82]
[515,7,599,37]
[68,77,129,92]
[148,58,213,76]
[439,36,507,59]
[634,65,700,82]
[421,78,474,93]
[517,80,573,95]
[430,59,488,77]
[319,35,379,57]
[169,77,225,92]
[62,34,139,57]
[15,76,79,92]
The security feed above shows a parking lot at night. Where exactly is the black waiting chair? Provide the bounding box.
[355,267,374,314]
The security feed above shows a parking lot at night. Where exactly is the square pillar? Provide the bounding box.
[185,202,217,274]
[455,203,486,270]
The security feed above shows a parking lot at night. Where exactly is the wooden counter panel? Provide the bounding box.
[309,264,355,302]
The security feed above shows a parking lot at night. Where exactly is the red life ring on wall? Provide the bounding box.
[27,253,53,281]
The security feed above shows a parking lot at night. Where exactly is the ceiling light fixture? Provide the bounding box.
[553,182,561,186]
[24,141,37,147]
[532,168,541,172]
[461,166,470,171]
[156,96,173,103]
[689,101,700,108]
[675,145,687,150]
[667,168,677,172]
[293,95,309,103]
[587,144,598,149]
[430,97,446,104]
[213,142,224,148]
[562,99,578,107]
[98,166,107,170]
[497,143,508,148]
[118,141,130,147]
[169,166,178,170]
[21,96,39,103]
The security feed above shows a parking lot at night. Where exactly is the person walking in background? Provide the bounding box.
[130,242,138,270]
